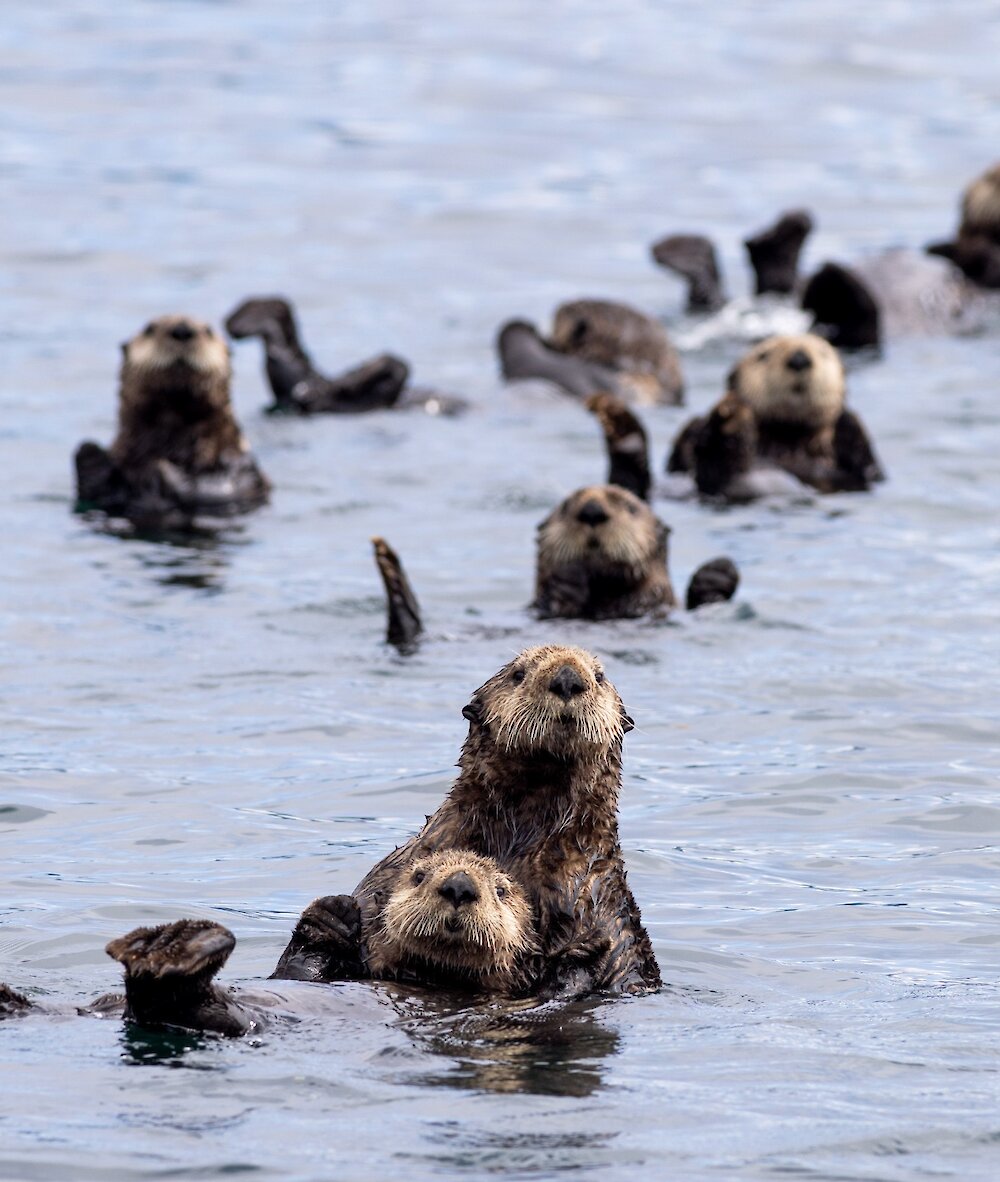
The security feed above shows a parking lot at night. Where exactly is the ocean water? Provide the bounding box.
[3,2,1000,1179]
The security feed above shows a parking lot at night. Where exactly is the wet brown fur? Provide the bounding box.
[534,485,675,619]
[273,646,661,998]
[550,299,684,405]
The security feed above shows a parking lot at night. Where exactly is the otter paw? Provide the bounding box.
[295,895,362,948]
[106,919,235,981]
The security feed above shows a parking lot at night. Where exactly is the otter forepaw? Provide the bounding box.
[296,895,362,947]
[271,894,364,983]
[106,919,235,981]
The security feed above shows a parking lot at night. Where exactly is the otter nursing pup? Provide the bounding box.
[74,315,270,530]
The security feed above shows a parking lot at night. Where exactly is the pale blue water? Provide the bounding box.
[3,2,1000,1180]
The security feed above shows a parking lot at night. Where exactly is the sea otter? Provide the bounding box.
[534,484,738,618]
[498,299,684,405]
[224,296,464,416]
[274,645,662,998]
[926,160,1000,288]
[0,851,535,1037]
[668,333,884,497]
[74,314,270,530]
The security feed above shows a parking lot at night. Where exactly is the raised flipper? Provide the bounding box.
[0,983,35,1019]
[685,557,740,610]
[666,415,706,475]
[270,894,364,983]
[372,537,422,652]
[744,209,814,295]
[801,262,882,350]
[106,919,256,1036]
[586,393,651,501]
[649,234,725,312]
[497,320,623,400]
[291,354,410,414]
[74,441,129,514]
[692,394,758,499]
[225,296,315,407]
[832,409,885,491]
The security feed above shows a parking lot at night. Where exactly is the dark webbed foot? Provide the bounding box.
[294,354,410,414]
[744,209,814,295]
[586,393,651,501]
[74,441,128,513]
[372,537,422,652]
[0,983,35,1018]
[833,409,885,490]
[686,557,740,610]
[107,919,254,1037]
[801,262,882,350]
[649,234,725,312]
[271,894,364,983]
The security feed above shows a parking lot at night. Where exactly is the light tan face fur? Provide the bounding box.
[961,163,1000,237]
[537,485,662,577]
[730,333,845,429]
[123,315,231,381]
[474,644,631,760]
[381,850,532,973]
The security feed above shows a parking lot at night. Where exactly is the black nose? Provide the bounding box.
[576,498,610,527]
[169,323,195,342]
[438,871,479,909]
[548,664,587,702]
[785,348,812,372]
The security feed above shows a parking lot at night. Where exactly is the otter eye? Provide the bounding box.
[412,871,425,885]
[595,670,605,685]
[496,885,507,899]
[511,668,525,685]
[143,323,155,336]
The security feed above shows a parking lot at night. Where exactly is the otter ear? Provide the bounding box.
[120,342,129,360]
[462,696,484,725]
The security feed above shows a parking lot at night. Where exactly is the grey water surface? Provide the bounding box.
[3,2,1000,1180]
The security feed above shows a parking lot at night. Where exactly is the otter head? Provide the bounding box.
[537,484,665,580]
[463,644,632,762]
[380,850,532,976]
[120,315,231,410]
[960,161,1000,244]
[224,296,300,347]
[729,333,845,430]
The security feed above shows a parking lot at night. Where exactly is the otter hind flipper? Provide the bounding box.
[666,415,706,475]
[833,410,885,490]
[744,209,814,296]
[74,441,128,513]
[685,557,740,610]
[270,894,365,983]
[649,234,725,312]
[801,262,882,351]
[586,393,652,501]
[692,395,758,499]
[372,537,423,652]
[294,354,410,415]
[106,919,235,980]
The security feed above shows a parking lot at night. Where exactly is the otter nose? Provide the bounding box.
[785,348,812,372]
[548,664,587,702]
[438,871,479,909]
[169,322,195,342]
[576,499,610,527]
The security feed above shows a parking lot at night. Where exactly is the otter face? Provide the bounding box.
[961,162,1000,242]
[123,315,231,381]
[537,485,664,577]
[381,850,532,974]
[729,333,845,430]
[465,644,632,760]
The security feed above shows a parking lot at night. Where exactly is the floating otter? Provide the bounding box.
[534,484,738,618]
[498,299,684,405]
[275,645,661,998]
[74,315,270,530]
[225,296,464,416]
[668,333,884,498]
[0,851,536,1037]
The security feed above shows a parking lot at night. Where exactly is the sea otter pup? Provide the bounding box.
[668,333,884,497]
[274,645,661,998]
[0,851,535,1037]
[534,485,738,618]
[74,315,270,529]
[497,300,684,405]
